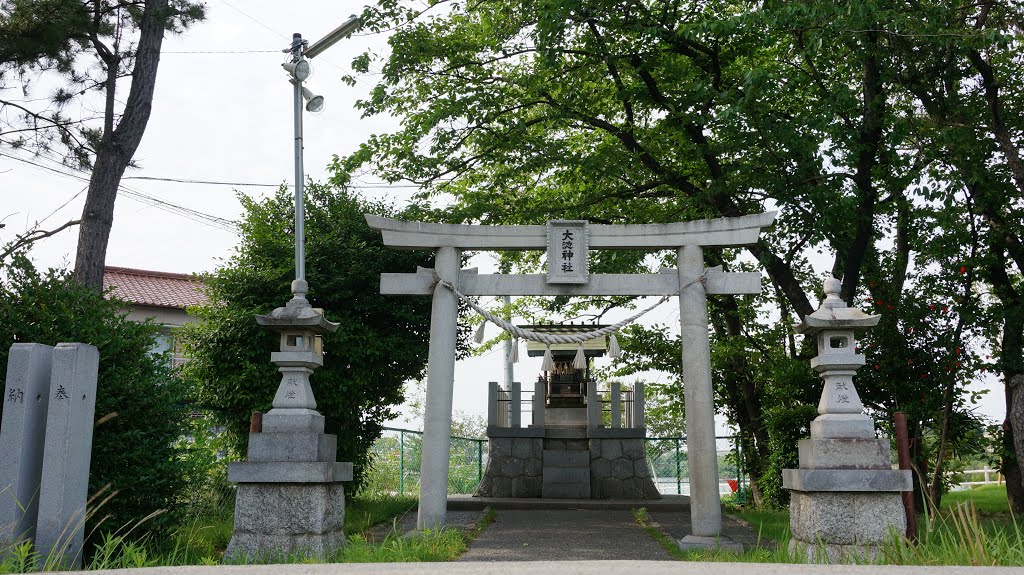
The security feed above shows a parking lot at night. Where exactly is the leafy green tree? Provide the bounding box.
[343,0,1024,508]
[179,184,439,491]
[0,254,191,543]
[0,0,205,288]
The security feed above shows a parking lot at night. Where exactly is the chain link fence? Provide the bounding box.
[365,427,746,498]
[644,435,746,496]
[364,427,488,495]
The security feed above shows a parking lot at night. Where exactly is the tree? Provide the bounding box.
[0,0,204,288]
[0,253,192,544]
[179,183,448,491]
[342,0,1024,508]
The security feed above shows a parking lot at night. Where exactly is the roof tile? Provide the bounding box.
[102,267,208,310]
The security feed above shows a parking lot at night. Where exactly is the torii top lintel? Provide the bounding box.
[364,212,777,251]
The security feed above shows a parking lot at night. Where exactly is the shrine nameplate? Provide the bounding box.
[546,220,589,284]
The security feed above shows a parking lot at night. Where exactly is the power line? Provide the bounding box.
[121,175,423,189]
[123,175,283,188]
[217,0,290,41]
[163,49,280,54]
[0,151,238,233]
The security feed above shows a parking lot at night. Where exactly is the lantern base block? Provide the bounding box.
[262,408,325,433]
[810,414,875,439]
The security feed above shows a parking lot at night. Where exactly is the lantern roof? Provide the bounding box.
[256,284,339,334]
[795,278,879,335]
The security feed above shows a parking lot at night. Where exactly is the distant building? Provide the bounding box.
[102,267,207,367]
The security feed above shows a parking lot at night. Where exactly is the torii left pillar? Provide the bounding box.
[418,246,461,529]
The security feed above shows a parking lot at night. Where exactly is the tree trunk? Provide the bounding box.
[710,295,771,507]
[73,0,169,289]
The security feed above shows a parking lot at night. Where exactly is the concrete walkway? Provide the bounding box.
[78,561,1021,575]
[459,509,670,561]
[452,496,759,560]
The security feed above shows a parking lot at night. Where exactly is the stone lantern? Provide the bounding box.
[226,280,352,558]
[783,277,911,562]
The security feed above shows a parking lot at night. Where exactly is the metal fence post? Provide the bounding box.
[488,381,498,427]
[611,382,621,428]
[510,381,521,428]
[477,440,483,481]
[399,429,405,495]
[675,437,682,495]
[736,435,744,491]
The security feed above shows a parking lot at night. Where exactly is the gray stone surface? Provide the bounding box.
[419,245,461,530]
[475,438,543,498]
[782,469,911,492]
[810,415,875,439]
[35,343,99,570]
[227,482,346,559]
[543,427,586,439]
[588,438,660,500]
[543,449,588,467]
[789,491,905,546]
[228,461,353,483]
[545,407,586,427]
[678,246,722,538]
[544,468,589,484]
[789,538,886,564]
[586,427,646,438]
[0,343,53,549]
[247,432,336,462]
[261,410,325,433]
[678,534,743,552]
[488,426,545,438]
[458,510,671,562]
[798,438,891,469]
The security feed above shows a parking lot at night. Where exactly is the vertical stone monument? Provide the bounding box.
[35,343,100,570]
[226,279,351,559]
[0,344,54,551]
[784,278,911,562]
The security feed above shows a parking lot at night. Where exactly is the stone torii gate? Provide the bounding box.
[368,212,776,542]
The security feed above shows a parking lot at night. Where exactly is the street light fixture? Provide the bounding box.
[301,87,324,113]
[281,14,360,291]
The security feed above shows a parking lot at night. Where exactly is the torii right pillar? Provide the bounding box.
[677,245,742,552]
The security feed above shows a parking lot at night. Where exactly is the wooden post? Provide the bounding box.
[894,412,917,541]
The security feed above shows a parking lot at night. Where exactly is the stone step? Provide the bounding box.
[542,482,590,499]
[542,467,590,485]
[544,427,588,439]
[543,449,590,468]
[544,438,590,451]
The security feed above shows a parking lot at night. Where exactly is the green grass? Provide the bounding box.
[731,507,791,543]
[343,493,418,535]
[0,492,442,572]
[634,488,1023,566]
[943,484,1011,515]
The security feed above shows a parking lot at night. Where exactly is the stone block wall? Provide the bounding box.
[474,437,543,497]
[589,438,660,499]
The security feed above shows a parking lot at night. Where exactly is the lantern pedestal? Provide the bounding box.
[227,283,350,560]
[783,278,910,563]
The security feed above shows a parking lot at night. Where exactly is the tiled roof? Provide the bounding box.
[103,267,208,310]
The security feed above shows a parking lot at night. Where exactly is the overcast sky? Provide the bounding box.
[1,0,1006,431]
